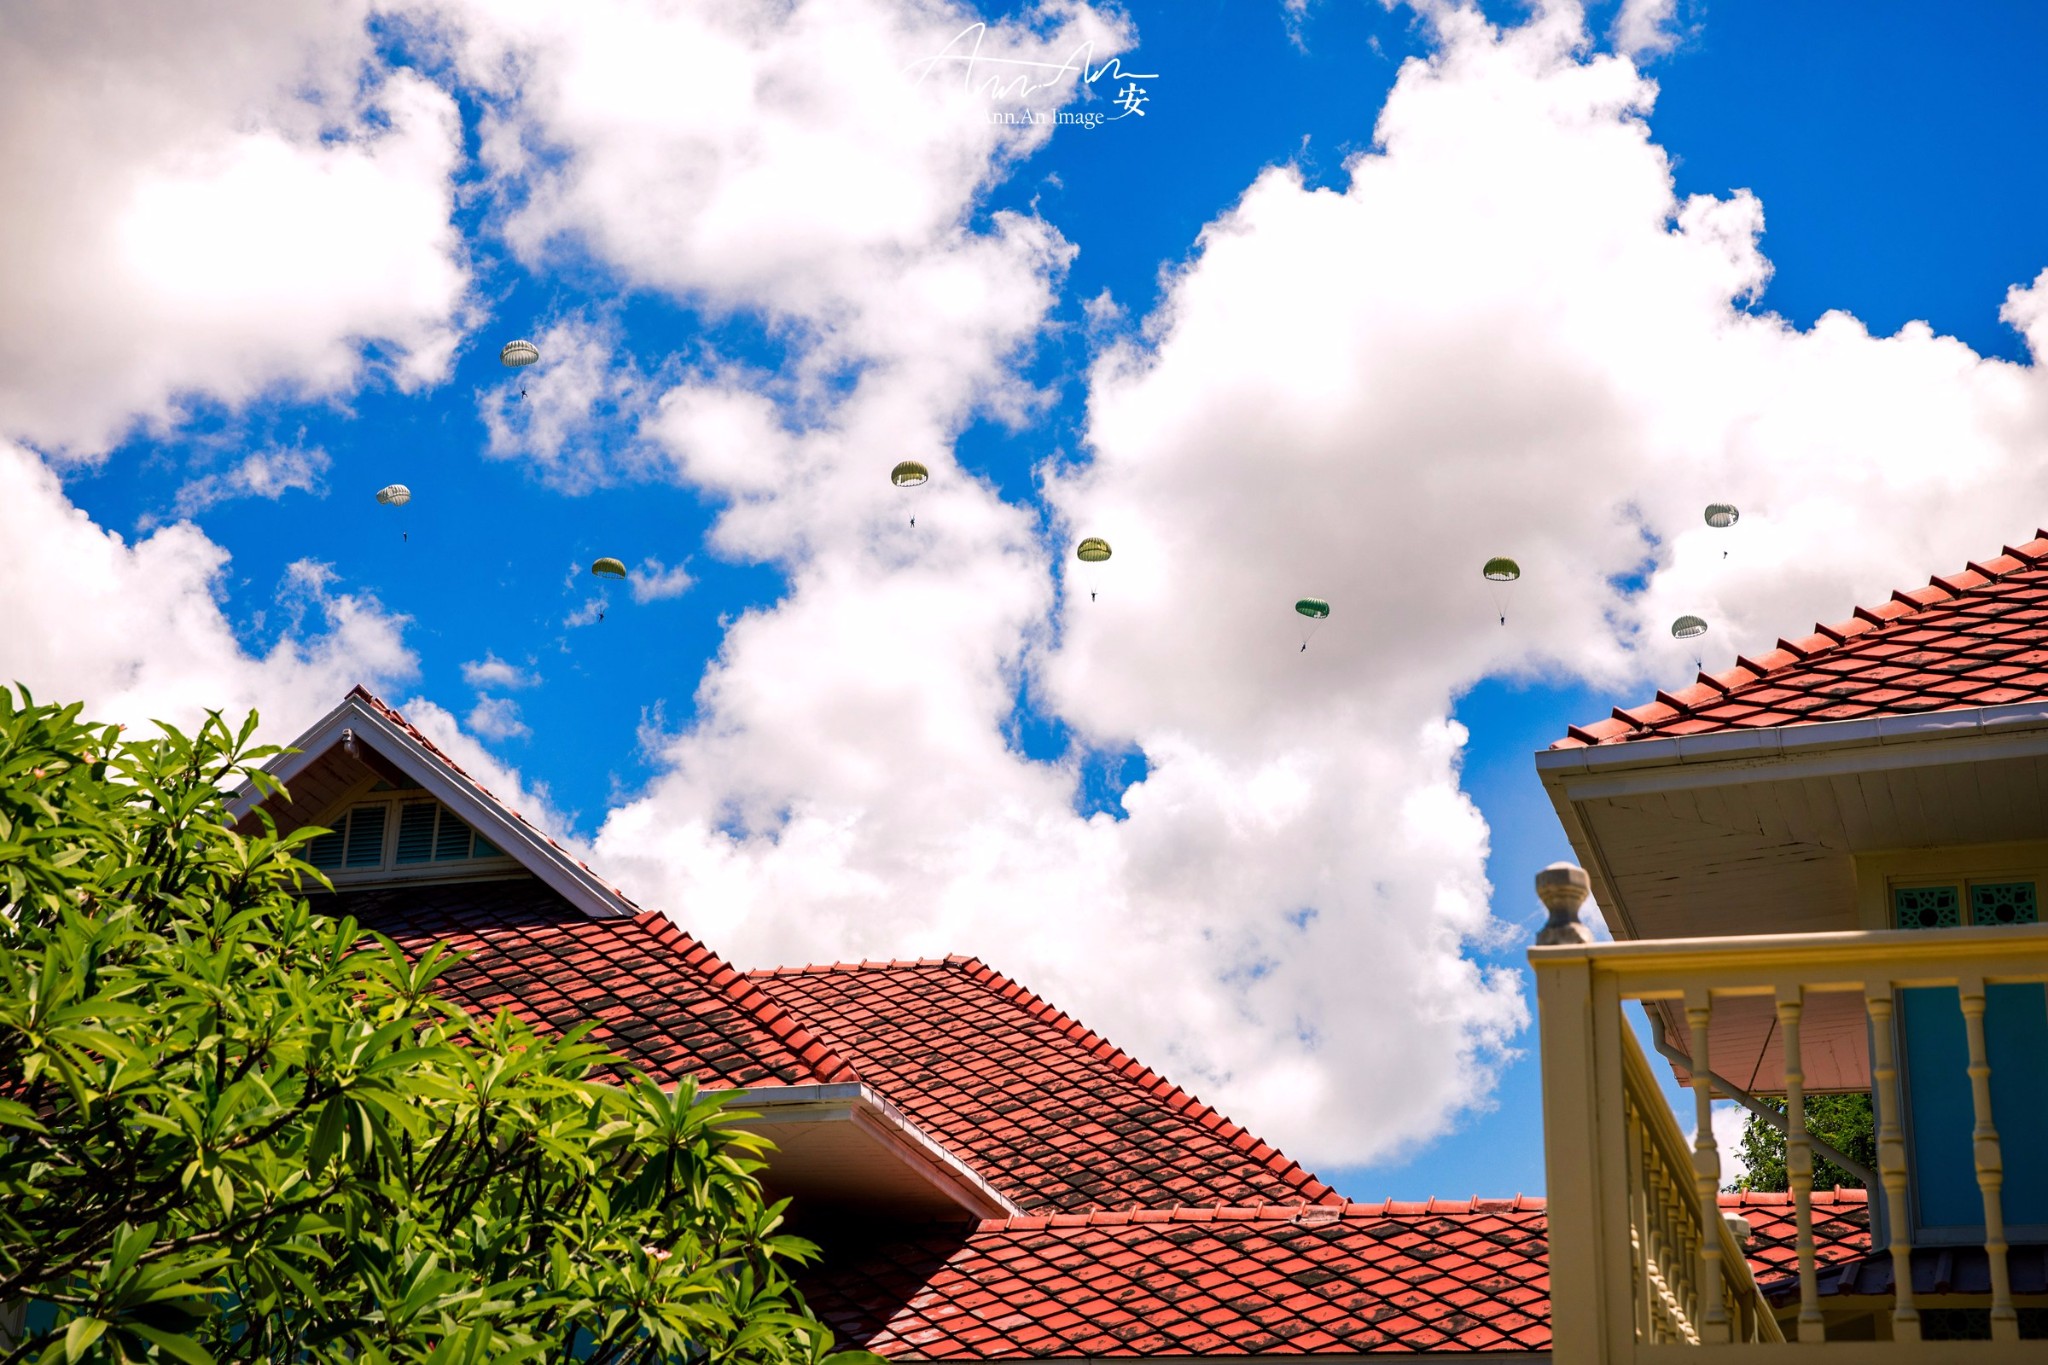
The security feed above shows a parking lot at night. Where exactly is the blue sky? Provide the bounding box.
[6,0,2048,1199]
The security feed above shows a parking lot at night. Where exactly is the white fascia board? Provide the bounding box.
[1535,699,2048,802]
[229,695,635,920]
[727,1081,1020,1219]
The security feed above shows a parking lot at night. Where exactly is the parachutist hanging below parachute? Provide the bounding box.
[591,557,627,623]
[502,339,539,398]
[1075,537,1111,601]
[1481,557,1520,625]
[376,484,411,541]
[1705,503,1739,557]
[1672,613,1708,670]
[1295,597,1330,651]
[892,461,928,528]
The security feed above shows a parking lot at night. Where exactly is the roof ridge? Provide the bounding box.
[973,1194,1547,1232]
[1555,530,2048,748]
[747,952,975,978]
[945,955,1343,1207]
[1720,1187,1869,1207]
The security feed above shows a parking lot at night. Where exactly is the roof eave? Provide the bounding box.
[729,1081,1021,1220]
[1537,699,2048,943]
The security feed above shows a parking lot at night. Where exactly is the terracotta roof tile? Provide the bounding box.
[1719,1188,1871,1281]
[1558,533,2048,747]
[801,1192,1872,1360]
[800,1200,1554,1359]
[751,957,1338,1213]
[315,880,853,1088]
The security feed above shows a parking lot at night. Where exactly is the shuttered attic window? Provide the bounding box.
[307,797,510,874]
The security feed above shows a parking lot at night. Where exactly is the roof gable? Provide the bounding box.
[1558,531,2048,749]
[750,956,1338,1213]
[232,686,640,920]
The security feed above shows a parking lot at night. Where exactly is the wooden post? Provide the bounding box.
[1958,975,2018,1342]
[1775,985,1824,1344]
[1865,984,1918,1342]
[1686,987,1729,1342]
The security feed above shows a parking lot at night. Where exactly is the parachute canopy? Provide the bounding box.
[1295,598,1331,620]
[1076,537,1112,563]
[591,557,628,580]
[375,484,411,507]
[891,460,929,487]
[1481,556,1521,582]
[1671,614,1709,640]
[500,339,540,368]
[1704,503,1740,529]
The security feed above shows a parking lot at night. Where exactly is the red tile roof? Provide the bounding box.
[752,956,1339,1213]
[801,1192,1875,1359]
[321,880,853,1088]
[1555,532,2048,748]
[800,1199,1553,1358]
[1720,1188,1871,1282]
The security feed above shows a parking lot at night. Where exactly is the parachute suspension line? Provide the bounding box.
[1295,598,1330,652]
[1075,537,1111,605]
[1481,557,1520,628]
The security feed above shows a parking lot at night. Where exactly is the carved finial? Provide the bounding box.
[1534,861,1595,946]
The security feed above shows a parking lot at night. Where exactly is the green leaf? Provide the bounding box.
[63,1317,107,1362]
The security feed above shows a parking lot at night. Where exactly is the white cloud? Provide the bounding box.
[1610,0,1681,59]
[426,0,1119,439]
[461,652,540,690]
[171,445,330,517]
[477,316,660,490]
[465,694,531,741]
[0,440,416,741]
[0,1,469,456]
[629,557,694,603]
[572,0,2048,1176]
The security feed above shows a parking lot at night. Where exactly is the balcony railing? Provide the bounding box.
[1533,923,2048,1360]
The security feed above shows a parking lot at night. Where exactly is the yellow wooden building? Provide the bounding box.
[1532,530,2048,1357]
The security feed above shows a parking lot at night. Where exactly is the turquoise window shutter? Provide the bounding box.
[395,801,437,864]
[344,804,386,867]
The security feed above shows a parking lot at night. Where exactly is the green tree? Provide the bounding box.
[0,688,878,1364]
[1731,1094,1875,1194]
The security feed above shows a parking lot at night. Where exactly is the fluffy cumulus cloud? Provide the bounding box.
[465,695,532,742]
[0,0,469,456]
[461,652,541,690]
[424,0,1112,476]
[0,440,416,741]
[478,317,661,489]
[576,1,2048,1171]
[170,446,332,518]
